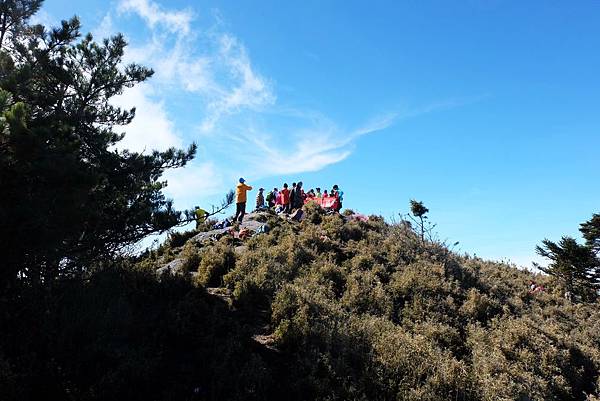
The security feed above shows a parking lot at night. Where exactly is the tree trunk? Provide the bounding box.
[0,13,7,49]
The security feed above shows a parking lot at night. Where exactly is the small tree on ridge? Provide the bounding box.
[410,199,429,243]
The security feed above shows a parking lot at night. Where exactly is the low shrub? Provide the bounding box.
[167,228,198,248]
[196,241,236,287]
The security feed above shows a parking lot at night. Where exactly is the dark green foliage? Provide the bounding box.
[409,199,430,243]
[536,237,598,300]
[0,0,43,48]
[409,199,429,218]
[0,4,195,287]
[536,214,600,301]
[581,214,600,252]
[0,264,278,401]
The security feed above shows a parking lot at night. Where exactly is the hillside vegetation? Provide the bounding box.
[3,207,600,400]
[109,206,600,400]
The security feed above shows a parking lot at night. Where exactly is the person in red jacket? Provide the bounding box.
[280,183,291,214]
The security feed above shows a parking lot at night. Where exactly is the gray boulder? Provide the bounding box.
[156,258,185,276]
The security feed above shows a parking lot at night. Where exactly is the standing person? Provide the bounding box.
[315,187,322,198]
[281,183,291,214]
[194,206,209,230]
[293,181,304,209]
[290,182,297,210]
[234,178,253,222]
[333,184,344,212]
[256,188,265,210]
[267,187,278,208]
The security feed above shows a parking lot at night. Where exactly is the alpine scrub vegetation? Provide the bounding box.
[129,204,600,401]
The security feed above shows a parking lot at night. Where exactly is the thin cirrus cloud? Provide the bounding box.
[218,112,400,178]
[118,0,193,35]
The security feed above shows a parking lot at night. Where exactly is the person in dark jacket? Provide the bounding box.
[266,188,277,208]
[293,181,304,209]
[290,182,297,210]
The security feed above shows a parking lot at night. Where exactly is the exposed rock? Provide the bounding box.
[190,227,229,244]
[252,334,279,352]
[240,219,266,232]
[206,287,233,305]
[156,258,184,276]
[234,245,248,255]
[190,213,269,245]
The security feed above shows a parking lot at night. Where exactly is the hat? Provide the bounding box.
[259,187,264,191]
[239,177,245,183]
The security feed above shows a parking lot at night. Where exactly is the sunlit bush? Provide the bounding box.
[195,240,235,286]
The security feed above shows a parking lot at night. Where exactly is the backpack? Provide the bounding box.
[266,191,274,202]
[290,209,304,222]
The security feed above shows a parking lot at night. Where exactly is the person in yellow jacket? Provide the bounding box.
[194,206,209,229]
[234,177,253,222]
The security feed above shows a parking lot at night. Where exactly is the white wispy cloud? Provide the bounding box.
[115,0,275,135]
[111,84,182,152]
[162,161,225,204]
[92,0,472,210]
[118,0,193,35]
[199,33,276,132]
[29,9,57,27]
[206,110,398,178]
[92,13,114,40]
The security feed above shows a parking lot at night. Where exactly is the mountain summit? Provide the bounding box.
[130,204,600,400]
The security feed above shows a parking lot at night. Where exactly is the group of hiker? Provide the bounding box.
[234,178,344,223]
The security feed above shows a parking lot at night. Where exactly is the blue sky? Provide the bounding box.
[39,1,600,268]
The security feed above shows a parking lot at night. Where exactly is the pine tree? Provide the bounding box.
[580,213,600,253]
[535,217,600,302]
[0,0,43,48]
[0,3,196,287]
[410,199,429,243]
